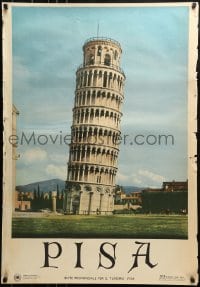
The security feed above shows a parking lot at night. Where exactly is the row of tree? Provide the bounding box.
[17,184,65,211]
[141,191,187,214]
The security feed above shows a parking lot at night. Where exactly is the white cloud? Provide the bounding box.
[49,152,69,163]
[45,164,67,180]
[116,172,143,186]
[138,169,165,183]
[116,169,165,187]
[13,57,36,121]
[131,176,142,185]
[116,172,129,182]
[13,56,31,83]
[22,147,47,163]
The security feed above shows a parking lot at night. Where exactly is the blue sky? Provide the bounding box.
[12,5,189,187]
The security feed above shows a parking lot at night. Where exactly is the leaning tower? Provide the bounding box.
[64,37,125,215]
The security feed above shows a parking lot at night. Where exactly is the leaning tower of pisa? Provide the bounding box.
[64,37,125,215]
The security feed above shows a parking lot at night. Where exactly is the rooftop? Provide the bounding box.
[83,37,121,50]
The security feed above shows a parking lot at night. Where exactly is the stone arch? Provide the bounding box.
[80,109,84,123]
[114,113,117,123]
[117,75,121,89]
[76,110,80,123]
[110,150,114,163]
[94,127,98,136]
[103,71,107,87]
[108,72,112,88]
[84,184,92,192]
[100,109,104,117]
[78,92,82,106]
[97,90,101,104]
[75,92,79,106]
[117,114,120,126]
[92,146,96,154]
[86,90,90,105]
[114,50,118,60]
[95,166,100,173]
[116,95,119,108]
[91,90,96,104]
[83,71,87,86]
[93,70,98,86]
[86,146,90,161]
[85,108,89,123]
[76,74,80,89]
[100,167,104,175]
[78,126,82,141]
[83,127,87,141]
[97,147,101,155]
[88,70,92,86]
[105,110,109,118]
[80,72,83,87]
[99,128,103,136]
[82,91,86,105]
[104,129,108,136]
[101,91,106,105]
[106,149,110,157]
[90,108,94,122]
[104,53,111,66]
[88,126,93,136]
[95,109,99,117]
[84,166,89,181]
[113,73,117,88]
[87,53,94,65]
[90,166,94,173]
[97,45,102,57]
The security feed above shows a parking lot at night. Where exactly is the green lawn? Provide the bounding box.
[12,214,188,239]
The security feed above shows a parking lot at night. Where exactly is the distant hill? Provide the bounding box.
[120,186,144,193]
[16,179,65,193]
[16,179,143,194]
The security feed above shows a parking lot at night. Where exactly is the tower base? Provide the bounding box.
[64,182,115,215]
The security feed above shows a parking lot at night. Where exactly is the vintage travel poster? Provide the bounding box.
[2,2,198,285]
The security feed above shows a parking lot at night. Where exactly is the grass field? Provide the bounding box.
[12,214,188,239]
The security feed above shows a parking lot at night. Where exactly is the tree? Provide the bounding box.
[37,184,40,199]
[57,184,60,200]
[141,191,188,214]
[33,188,37,199]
